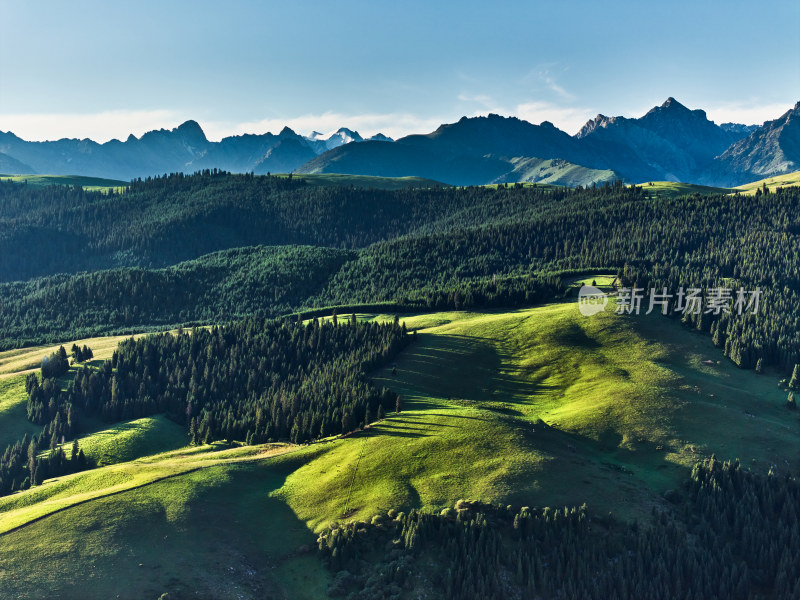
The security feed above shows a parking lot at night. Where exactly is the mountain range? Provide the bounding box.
[1,98,797,186]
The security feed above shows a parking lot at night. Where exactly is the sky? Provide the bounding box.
[0,0,798,142]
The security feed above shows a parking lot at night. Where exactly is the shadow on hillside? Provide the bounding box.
[373,332,549,410]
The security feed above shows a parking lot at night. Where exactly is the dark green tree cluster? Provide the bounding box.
[0,171,506,281]
[36,318,404,442]
[70,343,93,363]
[2,317,408,499]
[318,458,800,599]
[0,432,89,496]
[40,346,69,379]
[0,245,352,348]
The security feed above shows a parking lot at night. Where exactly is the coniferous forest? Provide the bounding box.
[1,317,407,496]
[0,174,798,375]
[319,458,800,600]
[1,172,800,598]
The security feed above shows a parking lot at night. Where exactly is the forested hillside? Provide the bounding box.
[319,458,800,599]
[2,172,800,598]
[1,172,798,376]
[0,318,408,497]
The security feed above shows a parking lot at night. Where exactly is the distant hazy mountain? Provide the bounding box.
[297,115,620,187]
[0,122,383,180]
[297,113,622,186]
[0,151,35,174]
[1,98,795,186]
[700,102,800,186]
[296,138,514,185]
[576,98,750,182]
[252,138,317,174]
[298,101,774,186]
[0,121,213,180]
[719,122,760,137]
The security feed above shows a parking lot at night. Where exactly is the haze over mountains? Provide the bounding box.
[1,98,797,186]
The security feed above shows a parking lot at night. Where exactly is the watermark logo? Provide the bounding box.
[578,285,762,317]
[578,285,608,316]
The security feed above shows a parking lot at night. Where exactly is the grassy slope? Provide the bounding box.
[0,173,128,192]
[733,170,800,194]
[501,157,619,187]
[62,415,189,466]
[276,172,447,189]
[0,375,40,449]
[280,303,796,530]
[0,444,329,600]
[1,300,796,598]
[637,170,800,197]
[0,330,180,380]
[635,181,731,197]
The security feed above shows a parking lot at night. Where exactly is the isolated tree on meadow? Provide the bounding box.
[787,392,796,410]
[755,358,764,374]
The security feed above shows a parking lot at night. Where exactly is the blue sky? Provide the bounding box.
[1,0,798,141]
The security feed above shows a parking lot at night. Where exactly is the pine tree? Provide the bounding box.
[755,358,764,374]
[788,392,796,410]
[71,439,80,464]
[790,364,800,390]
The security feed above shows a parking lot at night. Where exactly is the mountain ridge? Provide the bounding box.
[1,98,795,186]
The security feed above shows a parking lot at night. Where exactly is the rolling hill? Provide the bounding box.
[1,300,797,598]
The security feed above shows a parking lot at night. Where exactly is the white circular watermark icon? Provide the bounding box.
[578,285,608,316]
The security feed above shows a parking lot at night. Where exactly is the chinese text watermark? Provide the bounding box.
[578,285,761,317]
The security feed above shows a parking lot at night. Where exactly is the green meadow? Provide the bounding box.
[1,295,795,598]
[635,170,800,197]
[0,173,128,192]
[275,172,446,189]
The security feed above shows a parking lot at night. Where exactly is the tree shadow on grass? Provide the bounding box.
[372,332,548,411]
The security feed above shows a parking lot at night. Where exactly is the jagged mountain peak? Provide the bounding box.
[576,114,626,138]
[661,97,684,109]
[700,100,800,186]
[176,119,204,135]
[644,97,708,121]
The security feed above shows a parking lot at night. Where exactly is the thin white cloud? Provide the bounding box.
[0,100,609,146]
[521,65,576,102]
[0,109,190,142]
[0,110,452,143]
[203,112,450,141]
[541,75,574,101]
[513,102,595,135]
[455,91,594,135]
[704,101,795,126]
[456,93,495,108]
